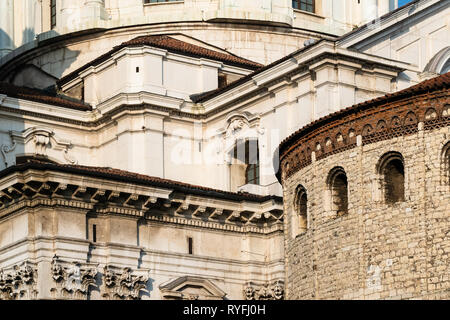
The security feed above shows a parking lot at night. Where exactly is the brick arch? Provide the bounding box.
[376,119,388,131]
[404,111,418,126]
[362,124,374,136]
[277,75,448,182]
[390,116,401,128]
[424,108,438,120]
[442,104,450,117]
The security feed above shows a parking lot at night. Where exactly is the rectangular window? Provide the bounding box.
[292,0,315,13]
[93,224,97,243]
[188,237,193,255]
[51,0,56,29]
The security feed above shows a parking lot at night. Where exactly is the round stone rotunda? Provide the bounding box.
[278,72,449,300]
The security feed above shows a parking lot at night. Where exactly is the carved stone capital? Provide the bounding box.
[243,280,284,300]
[101,265,148,300]
[50,255,98,300]
[0,261,38,300]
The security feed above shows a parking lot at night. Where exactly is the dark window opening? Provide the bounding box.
[136,67,140,73]
[93,224,97,243]
[383,159,405,203]
[296,186,308,234]
[378,153,405,204]
[292,0,315,13]
[329,168,348,216]
[233,140,259,185]
[188,237,193,255]
[51,0,56,29]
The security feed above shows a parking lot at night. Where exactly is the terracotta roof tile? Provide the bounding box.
[1,158,281,203]
[0,82,92,111]
[122,35,263,69]
[58,35,263,86]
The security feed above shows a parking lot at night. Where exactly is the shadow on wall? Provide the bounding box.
[22,27,36,47]
[0,20,87,175]
[0,28,13,58]
[0,27,80,171]
[0,27,81,90]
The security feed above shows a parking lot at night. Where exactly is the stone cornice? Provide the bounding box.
[0,42,408,130]
[199,42,408,106]
[0,167,283,234]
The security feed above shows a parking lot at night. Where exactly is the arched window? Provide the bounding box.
[441,59,450,74]
[443,142,450,185]
[328,167,348,216]
[423,47,450,75]
[294,186,308,234]
[378,152,405,204]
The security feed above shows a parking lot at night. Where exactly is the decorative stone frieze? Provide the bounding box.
[50,255,98,300]
[0,164,283,233]
[243,280,284,300]
[279,87,449,180]
[101,265,148,300]
[0,261,38,300]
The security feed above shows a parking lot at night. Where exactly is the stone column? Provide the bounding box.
[361,0,378,24]
[0,0,14,58]
[61,0,80,31]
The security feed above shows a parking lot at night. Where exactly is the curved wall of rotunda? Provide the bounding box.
[278,74,450,300]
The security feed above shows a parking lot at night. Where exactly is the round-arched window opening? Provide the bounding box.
[295,186,308,234]
[378,152,405,204]
[443,142,450,185]
[328,167,349,217]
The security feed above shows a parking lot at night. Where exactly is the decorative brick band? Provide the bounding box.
[279,84,450,181]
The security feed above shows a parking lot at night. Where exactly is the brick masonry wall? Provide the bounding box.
[283,124,450,300]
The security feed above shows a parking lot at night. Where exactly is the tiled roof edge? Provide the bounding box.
[0,160,282,204]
